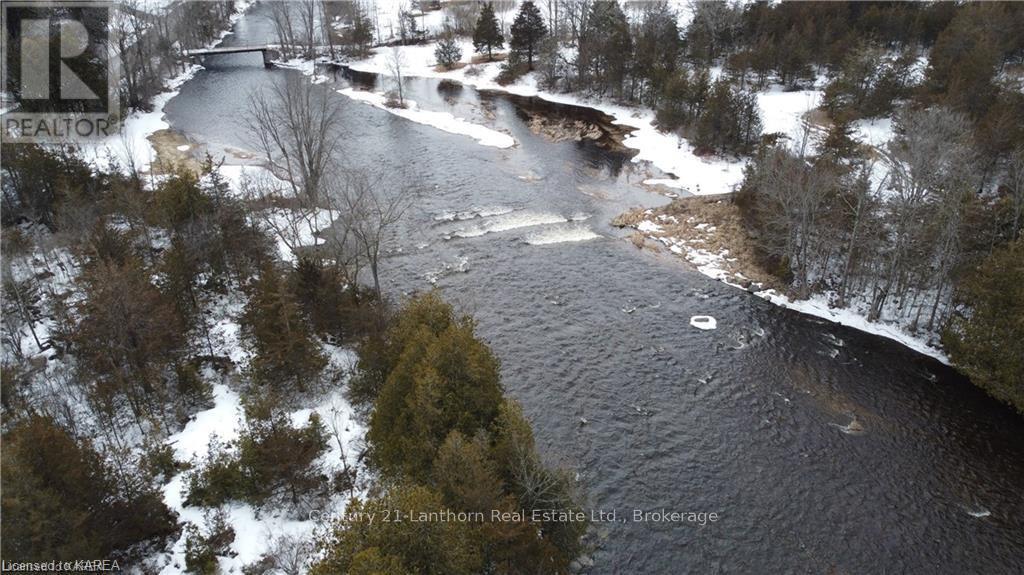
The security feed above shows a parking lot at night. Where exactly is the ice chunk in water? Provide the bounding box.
[690,315,717,330]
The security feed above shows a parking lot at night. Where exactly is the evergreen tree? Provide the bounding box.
[73,259,184,419]
[633,3,682,105]
[349,4,374,57]
[241,264,327,394]
[310,484,483,575]
[434,27,463,70]
[690,66,711,118]
[472,2,504,61]
[509,0,547,70]
[655,72,691,131]
[695,80,762,156]
[0,144,93,228]
[186,394,329,506]
[944,239,1024,413]
[367,295,503,478]
[578,0,631,96]
[819,115,861,165]
[777,28,814,88]
[399,10,420,44]
[925,7,1001,119]
[1,416,174,561]
[154,167,212,231]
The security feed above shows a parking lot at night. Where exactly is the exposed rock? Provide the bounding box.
[527,115,604,143]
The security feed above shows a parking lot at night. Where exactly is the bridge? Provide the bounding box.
[182,45,282,68]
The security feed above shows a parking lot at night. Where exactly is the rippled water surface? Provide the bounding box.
[163,6,1024,572]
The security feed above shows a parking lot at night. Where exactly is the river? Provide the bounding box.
[161,4,1024,573]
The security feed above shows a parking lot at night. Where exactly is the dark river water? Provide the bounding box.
[163,5,1024,573]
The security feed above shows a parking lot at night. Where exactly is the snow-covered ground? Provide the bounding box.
[154,346,365,574]
[757,84,824,144]
[852,116,895,148]
[755,289,948,363]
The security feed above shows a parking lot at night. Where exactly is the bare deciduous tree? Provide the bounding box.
[245,74,343,203]
[1007,147,1024,240]
[385,47,407,107]
[250,532,314,575]
[268,0,300,58]
[336,168,413,299]
[874,106,978,324]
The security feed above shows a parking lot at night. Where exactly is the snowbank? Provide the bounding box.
[756,289,949,364]
[337,88,515,148]
[631,211,949,364]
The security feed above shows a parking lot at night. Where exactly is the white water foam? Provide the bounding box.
[524,226,602,245]
[448,211,568,238]
[433,206,517,222]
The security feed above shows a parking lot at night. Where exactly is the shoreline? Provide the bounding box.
[619,196,951,364]
[79,0,252,173]
[341,41,755,196]
[337,43,949,365]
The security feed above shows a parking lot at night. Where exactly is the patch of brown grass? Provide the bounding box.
[804,108,831,131]
[433,61,468,72]
[470,52,507,64]
[618,196,782,290]
[148,129,203,175]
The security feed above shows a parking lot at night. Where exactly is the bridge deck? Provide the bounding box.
[182,45,275,56]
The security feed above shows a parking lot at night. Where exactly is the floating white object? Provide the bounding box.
[690,315,717,330]
[176,144,191,151]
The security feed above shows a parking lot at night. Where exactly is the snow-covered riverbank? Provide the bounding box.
[341,41,827,196]
[625,202,949,364]
[338,87,515,148]
[80,0,253,172]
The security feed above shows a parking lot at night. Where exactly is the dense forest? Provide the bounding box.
[2,0,1024,571]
